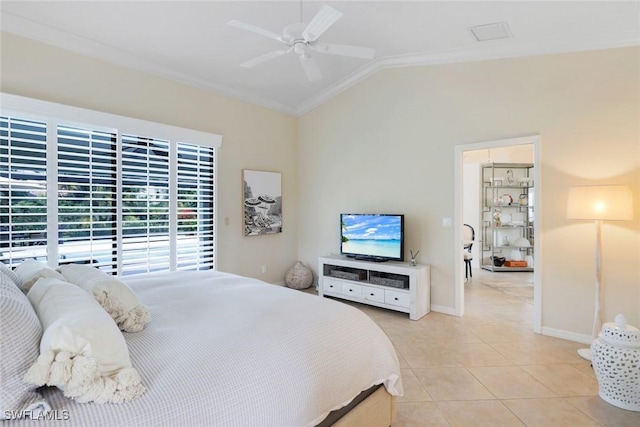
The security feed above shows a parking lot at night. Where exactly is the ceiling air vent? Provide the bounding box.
[469,22,512,42]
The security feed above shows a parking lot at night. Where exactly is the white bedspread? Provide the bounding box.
[8,270,402,426]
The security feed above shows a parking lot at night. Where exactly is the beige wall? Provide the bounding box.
[298,47,640,339]
[0,32,299,283]
[3,31,638,340]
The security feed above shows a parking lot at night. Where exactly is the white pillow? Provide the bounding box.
[57,264,150,332]
[14,259,65,293]
[24,277,145,404]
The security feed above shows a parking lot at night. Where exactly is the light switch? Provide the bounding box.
[442,217,452,227]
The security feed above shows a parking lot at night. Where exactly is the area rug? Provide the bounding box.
[481,280,534,304]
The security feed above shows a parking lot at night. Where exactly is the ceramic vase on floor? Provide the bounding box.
[285,261,313,290]
[591,314,640,411]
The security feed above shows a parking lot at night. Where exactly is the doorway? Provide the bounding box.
[453,135,541,334]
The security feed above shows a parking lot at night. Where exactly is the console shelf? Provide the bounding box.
[318,255,430,320]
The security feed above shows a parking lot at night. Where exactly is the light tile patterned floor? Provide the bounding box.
[328,268,640,426]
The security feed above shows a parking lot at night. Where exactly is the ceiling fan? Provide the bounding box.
[228,4,375,82]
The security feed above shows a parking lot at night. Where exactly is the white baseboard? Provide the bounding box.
[541,327,592,345]
[426,306,592,344]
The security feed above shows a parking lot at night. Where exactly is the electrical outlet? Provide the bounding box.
[261,265,267,274]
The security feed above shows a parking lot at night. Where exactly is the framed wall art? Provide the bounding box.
[243,169,282,236]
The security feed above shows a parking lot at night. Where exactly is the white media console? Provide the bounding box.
[318,255,430,320]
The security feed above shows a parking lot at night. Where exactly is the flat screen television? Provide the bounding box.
[340,213,404,262]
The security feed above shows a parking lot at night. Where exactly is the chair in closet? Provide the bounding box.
[463,224,475,280]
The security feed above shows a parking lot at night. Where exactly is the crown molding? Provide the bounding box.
[1,13,298,116]
[294,30,640,116]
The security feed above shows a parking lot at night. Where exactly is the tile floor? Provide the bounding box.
[325,268,640,426]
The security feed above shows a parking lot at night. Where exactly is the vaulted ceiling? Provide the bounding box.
[2,1,639,116]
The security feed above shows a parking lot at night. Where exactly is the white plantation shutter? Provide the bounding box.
[0,116,48,266]
[1,93,221,274]
[57,125,118,272]
[176,142,215,270]
[121,135,171,275]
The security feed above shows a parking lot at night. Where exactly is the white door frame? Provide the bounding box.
[453,135,542,334]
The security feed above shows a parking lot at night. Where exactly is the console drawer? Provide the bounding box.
[340,282,362,298]
[361,285,385,303]
[322,277,342,294]
[385,289,410,308]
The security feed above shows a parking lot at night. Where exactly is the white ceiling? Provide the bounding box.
[2,1,639,116]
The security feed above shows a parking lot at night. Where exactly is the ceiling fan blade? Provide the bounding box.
[302,5,342,42]
[240,49,289,68]
[228,20,283,43]
[299,54,322,82]
[311,43,376,60]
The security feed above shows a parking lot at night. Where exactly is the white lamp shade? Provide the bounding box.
[567,185,633,221]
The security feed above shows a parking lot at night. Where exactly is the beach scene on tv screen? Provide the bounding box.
[341,215,402,258]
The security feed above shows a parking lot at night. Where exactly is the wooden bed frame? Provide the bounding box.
[318,385,396,427]
[336,386,396,426]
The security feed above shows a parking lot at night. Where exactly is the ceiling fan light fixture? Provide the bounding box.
[299,53,322,82]
[469,22,512,42]
[229,4,373,82]
[293,42,307,55]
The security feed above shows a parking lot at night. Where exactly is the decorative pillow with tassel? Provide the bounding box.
[14,259,65,293]
[57,264,150,333]
[24,277,145,404]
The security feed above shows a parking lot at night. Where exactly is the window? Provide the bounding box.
[1,94,221,275]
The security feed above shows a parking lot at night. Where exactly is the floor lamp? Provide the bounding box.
[566,185,633,361]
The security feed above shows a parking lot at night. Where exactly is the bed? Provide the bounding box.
[2,269,403,426]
